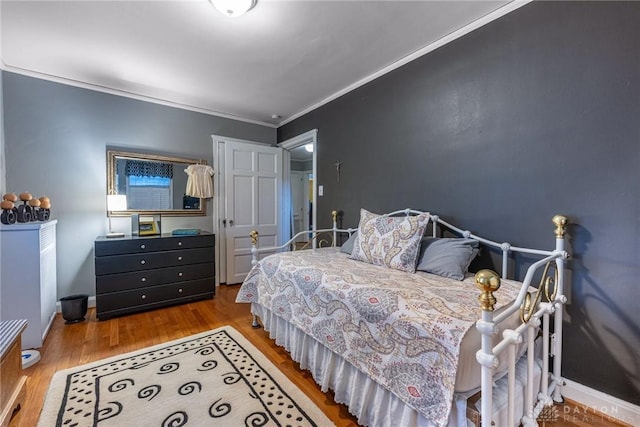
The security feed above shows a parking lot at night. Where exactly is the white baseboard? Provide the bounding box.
[55,296,96,313]
[562,378,640,426]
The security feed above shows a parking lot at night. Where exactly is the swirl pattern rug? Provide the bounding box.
[37,326,333,427]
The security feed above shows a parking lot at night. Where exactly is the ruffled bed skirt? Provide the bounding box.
[252,303,471,427]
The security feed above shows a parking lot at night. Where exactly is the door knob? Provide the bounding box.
[229,219,234,226]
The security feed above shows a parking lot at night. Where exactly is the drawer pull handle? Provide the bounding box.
[178,242,182,246]
[178,288,183,293]
[141,294,146,299]
[178,256,183,261]
[141,277,147,282]
[140,260,146,265]
[140,244,146,249]
[178,272,183,277]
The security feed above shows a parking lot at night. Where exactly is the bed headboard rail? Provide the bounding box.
[382,208,563,280]
[250,208,568,281]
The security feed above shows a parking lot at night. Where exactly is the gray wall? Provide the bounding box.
[0,73,5,194]
[279,2,639,406]
[291,159,312,171]
[172,164,189,209]
[2,71,275,299]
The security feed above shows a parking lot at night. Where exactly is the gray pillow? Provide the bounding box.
[416,237,479,280]
[340,231,358,254]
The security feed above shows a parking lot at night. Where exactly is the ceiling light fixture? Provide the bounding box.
[210,0,257,18]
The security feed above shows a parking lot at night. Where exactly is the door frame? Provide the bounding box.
[279,129,318,248]
[212,134,273,286]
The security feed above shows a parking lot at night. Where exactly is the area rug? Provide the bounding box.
[38,326,334,427]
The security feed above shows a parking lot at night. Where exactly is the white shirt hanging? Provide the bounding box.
[184,164,214,198]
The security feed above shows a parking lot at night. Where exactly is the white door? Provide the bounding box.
[224,140,283,284]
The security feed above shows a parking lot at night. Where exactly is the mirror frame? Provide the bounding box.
[107,149,207,217]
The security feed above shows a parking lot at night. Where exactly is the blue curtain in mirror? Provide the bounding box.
[125,160,173,178]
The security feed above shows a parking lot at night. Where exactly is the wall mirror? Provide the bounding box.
[107,149,207,216]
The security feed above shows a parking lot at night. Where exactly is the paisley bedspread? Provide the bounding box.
[236,248,523,427]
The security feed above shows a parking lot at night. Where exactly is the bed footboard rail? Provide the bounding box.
[475,215,569,427]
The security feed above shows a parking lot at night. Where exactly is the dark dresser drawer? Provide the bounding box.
[96,263,214,294]
[96,278,213,314]
[95,247,213,275]
[94,233,215,320]
[95,234,214,256]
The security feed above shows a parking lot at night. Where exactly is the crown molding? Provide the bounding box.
[0,62,278,129]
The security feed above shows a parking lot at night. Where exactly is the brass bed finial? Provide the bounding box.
[475,269,501,312]
[552,214,568,238]
[331,210,338,222]
[250,230,259,246]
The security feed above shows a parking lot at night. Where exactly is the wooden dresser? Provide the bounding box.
[0,319,28,426]
[94,233,215,320]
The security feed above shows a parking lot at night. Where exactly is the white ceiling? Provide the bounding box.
[1,1,523,127]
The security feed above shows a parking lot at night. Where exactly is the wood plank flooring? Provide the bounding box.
[9,284,630,427]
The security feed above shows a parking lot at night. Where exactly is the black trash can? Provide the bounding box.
[60,294,89,324]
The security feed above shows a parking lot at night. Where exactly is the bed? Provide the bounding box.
[236,208,569,427]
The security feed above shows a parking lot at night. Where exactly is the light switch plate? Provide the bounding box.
[318,185,324,196]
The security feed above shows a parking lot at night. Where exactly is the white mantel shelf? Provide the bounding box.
[0,219,58,231]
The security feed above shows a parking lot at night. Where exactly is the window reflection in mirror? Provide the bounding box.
[107,150,206,216]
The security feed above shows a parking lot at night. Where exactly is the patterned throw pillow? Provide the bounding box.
[349,209,430,273]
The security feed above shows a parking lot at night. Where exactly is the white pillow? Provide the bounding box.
[349,209,430,273]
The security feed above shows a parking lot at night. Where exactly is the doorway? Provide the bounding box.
[279,129,318,247]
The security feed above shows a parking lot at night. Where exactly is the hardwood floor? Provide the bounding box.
[9,284,630,427]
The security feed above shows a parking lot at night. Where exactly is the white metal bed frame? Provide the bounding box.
[248,209,570,427]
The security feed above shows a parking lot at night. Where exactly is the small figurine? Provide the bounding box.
[17,192,33,223]
[28,198,41,222]
[38,196,51,220]
[1,195,17,224]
